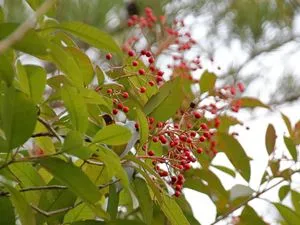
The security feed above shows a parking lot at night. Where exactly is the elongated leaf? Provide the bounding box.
[71,220,147,225]
[291,190,300,213]
[265,124,276,155]
[1,86,37,150]
[107,183,119,220]
[0,51,14,85]
[239,205,265,225]
[217,133,251,181]
[0,197,15,225]
[39,158,101,204]
[279,185,290,201]
[144,77,184,121]
[57,22,122,55]
[234,97,269,109]
[133,177,153,225]
[212,165,236,177]
[135,107,149,146]
[93,124,132,145]
[96,146,129,188]
[199,70,217,93]
[274,203,300,225]
[281,113,293,136]
[61,86,88,133]
[284,136,297,161]
[23,65,47,103]
[48,43,84,87]
[158,194,190,225]
[0,176,36,225]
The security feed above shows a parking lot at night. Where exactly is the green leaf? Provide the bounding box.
[9,162,45,204]
[281,113,293,136]
[0,51,14,85]
[0,23,47,55]
[211,165,236,177]
[199,70,216,94]
[39,158,101,204]
[283,136,297,161]
[135,107,149,146]
[25,0,41,10]
[274,203,300,225]
[235,97,269,109]
[96,146,129,188]
[291,190,300,213]
[95,66,105,86]
[0,176,36,225]
[144,77,184,121]
[71,220,147,225]
[57,21,122,55]
[133,177,153,225]
[93,124,132,145]
[279,185,290,201]
[107,183,119,220]
[265,124,276,155]
[48,43,84,87]
[239,205,265,225]
[0,196,15,225]
[65,47,94,86]
[61,86,88,133]
[22,65,47,103]
[63,131,93,159]
[217,133,251,181]
[158,194,190,225]
[1,86,37,150]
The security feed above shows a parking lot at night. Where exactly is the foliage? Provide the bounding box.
[0,1,299,225]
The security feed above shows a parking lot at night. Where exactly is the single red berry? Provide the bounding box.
[140,87,146,93]
[128,50,135,57]
[138,69,145,75]
[237,82,245,92]
[148,150,155,156]
[135,123,139,129]
[230,86,236,95]
[132,61,138,66]
[175,184,182,191]
[186,137,192,143]
[174,190,181,197]
[148,57,154,64]
[117,103,123,109]
[190,131,197,137]
[177,174,184,181]
[179,134,186,142]
[149,81,155,86]
[203,131,210,138]
[193,111,201,119]
[107,89,113,94]
[157,122,163,128]
[152,136,159,142]
[123,106,129,113]
[105,53,112,60]
[159,171,168,177]
[148,117,155,124]
[197,147,203,154]
[141,49,147,55]
[112,109,118,115]
[157,70,164,76]
[122,92,129,98]
[199,136,206,142]
[184,163,191,170]
[200,123,208,130]
[145,51,152,57]
[171,176,177,184]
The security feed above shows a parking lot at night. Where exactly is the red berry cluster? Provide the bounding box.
[103,89,131,115]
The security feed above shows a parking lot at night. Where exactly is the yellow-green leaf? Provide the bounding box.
[265,124,276,155]
[93,124,132,145]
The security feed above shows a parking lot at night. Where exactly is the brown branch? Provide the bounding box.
[0,0,56,55]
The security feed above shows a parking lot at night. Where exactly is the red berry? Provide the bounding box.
[179,134,186,142]
[190,131,197,137]
[157,70,164,76]
[149,81,155,86]
[186,137,192,143]
[203,131,210,138]
[145,51,152,57]
[159,171,168,177]
[237,82,245,92]
[128,50,135,57]
[152,136,159,142]
[123,106,129,113]
[177,174,184,181]
[140,87,146,93]
[112,109,118,115]
[138,69,145,75]
[175,184,182,191]
[200,123,208,130]
[148,117,155,124]
[199,136,206,142]
[157,122,163,128]
[107,89,113,94]
[105,53,112,60]
[171,176,177,184]
[117,103,123,109]
[197,148,203,154]
[122,92,129,98]
[174,190,181,197]
[193,111,201,119]
[184,163,191,170]
[132,61,138,66]
[148,150,155,156]
[141,49,147,55]
[148,57,154,64]
[230,86,236,95]
[135,123,139,129]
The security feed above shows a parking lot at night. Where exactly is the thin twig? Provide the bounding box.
[37,117,62,143]
[0,0,56,55]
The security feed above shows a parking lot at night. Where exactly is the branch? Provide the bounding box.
[0,0,56,55]
[37,117,62,143]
